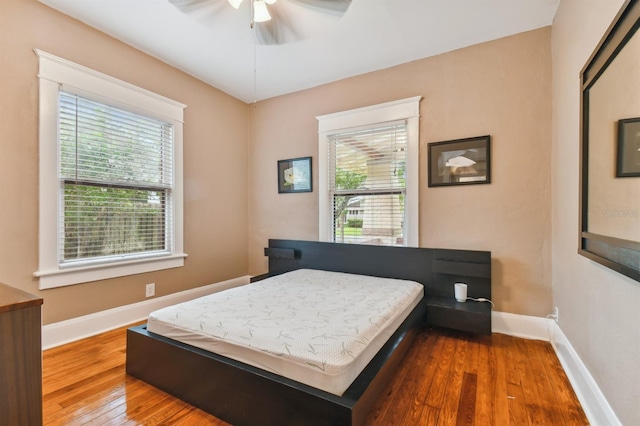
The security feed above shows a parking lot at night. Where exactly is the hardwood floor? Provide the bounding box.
[42,324,588,425]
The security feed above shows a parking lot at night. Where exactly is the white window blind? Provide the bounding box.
[328,121,407,246]
[59,91,173,265]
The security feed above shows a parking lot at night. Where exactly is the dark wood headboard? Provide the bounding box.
[266,239,433,286]
[265,239,493,334]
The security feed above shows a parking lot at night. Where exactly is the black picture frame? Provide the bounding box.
[428,135,491,187]
[616,117,640,177]
[277,156,312,193]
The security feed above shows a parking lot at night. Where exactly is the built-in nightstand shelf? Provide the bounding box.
[250,273,270,283]
[426,296,492,335]
[427,249,492,334]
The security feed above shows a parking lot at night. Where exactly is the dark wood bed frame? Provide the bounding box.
[126,239,491,425]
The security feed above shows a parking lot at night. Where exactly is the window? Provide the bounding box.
[317,97,421,247]
[59,92,173,264]
[328,122,407,245]
[35,51,186,289]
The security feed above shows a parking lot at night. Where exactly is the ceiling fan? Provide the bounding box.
[169,0,352,45]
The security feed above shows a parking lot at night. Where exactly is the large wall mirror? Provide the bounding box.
[580,0,640,281]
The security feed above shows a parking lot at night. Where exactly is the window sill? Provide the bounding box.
[35,253,188,290]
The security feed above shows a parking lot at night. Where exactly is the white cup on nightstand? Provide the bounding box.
[454,283,467,302]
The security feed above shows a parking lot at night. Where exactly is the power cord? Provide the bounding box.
[466,297,494,309]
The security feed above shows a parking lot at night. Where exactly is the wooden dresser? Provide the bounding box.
[0,283,43,426]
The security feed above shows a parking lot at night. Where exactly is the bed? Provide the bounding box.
[145,268,424,396]
[126,239,490,425]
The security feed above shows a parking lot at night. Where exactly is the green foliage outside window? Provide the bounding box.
[63,185,165,261]
[333,168,367,242]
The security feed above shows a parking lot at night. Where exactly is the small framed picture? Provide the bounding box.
[277,156,312,193]
[616,117,640,177]
[428,135,491,187]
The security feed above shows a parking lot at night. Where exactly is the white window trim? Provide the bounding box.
[34,50,187,290]
[317,96,421,247]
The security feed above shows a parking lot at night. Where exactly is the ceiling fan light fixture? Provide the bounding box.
[228,0,243,9]
[253,0,271,22]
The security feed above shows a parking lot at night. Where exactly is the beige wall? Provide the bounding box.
[0,0,249,324]
[249,28,552,317]
[552,0,640,424]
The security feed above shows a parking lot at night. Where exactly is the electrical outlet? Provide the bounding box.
[145,283,155,298]
[553,306,559,323]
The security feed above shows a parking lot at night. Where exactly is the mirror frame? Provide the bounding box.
[580,0,640,282]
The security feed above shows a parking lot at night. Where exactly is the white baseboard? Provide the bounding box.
[492,310,553,340]
[42,275,251,350]
[493,310,620,426]
[549,321,621,426]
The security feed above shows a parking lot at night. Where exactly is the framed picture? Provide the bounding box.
[428,135,491,187]
[616,117,640,177]
[277,156,312,193]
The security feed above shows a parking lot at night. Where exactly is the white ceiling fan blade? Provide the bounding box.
[255,0,350,45]
[168,0,227,20]
[255,6,301,45]
[287,0,351,17]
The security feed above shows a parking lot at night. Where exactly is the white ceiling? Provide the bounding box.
[38,0,560,103]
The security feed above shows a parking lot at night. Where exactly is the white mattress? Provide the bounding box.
[147,269,423,395]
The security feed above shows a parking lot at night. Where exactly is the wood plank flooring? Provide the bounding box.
[42,324,588,425]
